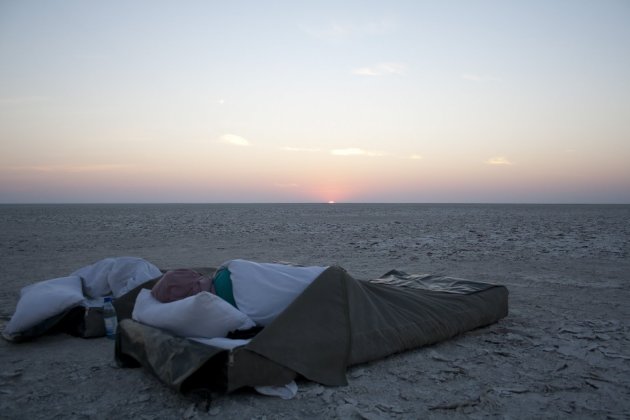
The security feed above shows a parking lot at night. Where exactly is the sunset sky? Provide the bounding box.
[1,1,629,203]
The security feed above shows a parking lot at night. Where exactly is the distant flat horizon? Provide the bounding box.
[1,201,628,206]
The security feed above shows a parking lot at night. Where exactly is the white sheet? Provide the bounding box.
[189,337,251,349]
[71,256,162,298]
[222,259,327,326]
[255,381,299,400]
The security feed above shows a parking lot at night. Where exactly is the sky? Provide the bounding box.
[1,0,629,204]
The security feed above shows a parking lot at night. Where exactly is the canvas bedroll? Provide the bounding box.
[115,266,509,393]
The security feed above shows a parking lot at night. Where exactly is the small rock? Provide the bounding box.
[375,402,405,414]
[344,396,358,405]
[336,404,360,418]
[301,384,325,398]
[429,350,452,362]
[182,403,197,419]
[131,394,151,404]
[399,389,416,401]
[321,389,335,404]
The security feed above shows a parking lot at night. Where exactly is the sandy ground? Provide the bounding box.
[1,205,629,419]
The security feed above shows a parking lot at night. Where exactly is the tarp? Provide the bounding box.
[115,266,508,393]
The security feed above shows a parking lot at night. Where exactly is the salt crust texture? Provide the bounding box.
[0,204,628,419]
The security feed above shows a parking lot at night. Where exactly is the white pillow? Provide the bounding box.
[3,275,85,337]
[132,289,255,339]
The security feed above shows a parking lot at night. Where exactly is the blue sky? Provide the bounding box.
[1,0,629,203]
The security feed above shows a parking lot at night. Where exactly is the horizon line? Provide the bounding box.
[0,201,628,206]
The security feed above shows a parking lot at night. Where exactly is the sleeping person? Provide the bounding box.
[213,259,328,326]
[135,260,328,340]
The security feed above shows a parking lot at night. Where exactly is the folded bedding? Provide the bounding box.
[3,257,162,341]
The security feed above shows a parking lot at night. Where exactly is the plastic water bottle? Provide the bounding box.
[103,297,118,340]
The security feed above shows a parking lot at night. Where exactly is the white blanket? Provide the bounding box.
[71,256,162,298]
[3,257,162,340]
[222,259,328,326]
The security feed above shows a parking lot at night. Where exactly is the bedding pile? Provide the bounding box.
[116,264,508,393]
[2,257,161,341]
[3,257,509,397]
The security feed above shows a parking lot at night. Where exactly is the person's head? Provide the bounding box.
[151,269,210,302]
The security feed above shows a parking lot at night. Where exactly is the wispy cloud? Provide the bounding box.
[409,154,423,160]
[461,73,500,83]
[485,156,513,166]
[330,148,385,157]
[219,134,250,147]
[280,146,321,153]
[353,62,406,76]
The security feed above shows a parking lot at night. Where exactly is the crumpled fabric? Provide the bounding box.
[254,381,299,399]
[71,257,162,298]
[4,257,163,341]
